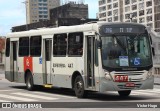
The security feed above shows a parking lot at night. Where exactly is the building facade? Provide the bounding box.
[154,0,160,32]
[0,37,5,65]
[50,2,88,20]
[98,0,160,32]
[151,31,160,75]
[123,0,155,30]
[26,0,60,24]
[99,0,122,22]
[12,2,92,32]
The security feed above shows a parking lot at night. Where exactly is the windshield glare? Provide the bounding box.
[101,35,152,68]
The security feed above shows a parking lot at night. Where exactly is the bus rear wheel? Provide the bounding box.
[118,90,131,97]
[74,75,87,98]
[26,73,34,91]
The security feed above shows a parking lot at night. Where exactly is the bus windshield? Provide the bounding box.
[101,34,152,69]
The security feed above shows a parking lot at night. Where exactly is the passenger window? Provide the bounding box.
[19,37,29,56]
[30,36,42,56]
[53,34,67,56]
[13,42,17,61]
[68,32,83,56]
[5,38,10,57]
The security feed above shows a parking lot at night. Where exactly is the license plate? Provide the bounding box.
[125,82,135,87]
[115,75,128,82]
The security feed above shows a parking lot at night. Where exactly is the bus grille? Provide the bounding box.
[113,71,144,75]
[111,71,146,82]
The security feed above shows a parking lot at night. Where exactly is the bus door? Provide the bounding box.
[10,41,18,82]
[87,36,95,88]
[43,39,52,84]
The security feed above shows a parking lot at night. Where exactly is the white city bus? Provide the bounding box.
[5,22,154,98]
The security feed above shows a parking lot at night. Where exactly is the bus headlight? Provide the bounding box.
[147,68,153,79]
[104,72,111,80]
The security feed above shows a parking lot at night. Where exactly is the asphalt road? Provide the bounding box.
[0,72,160,110]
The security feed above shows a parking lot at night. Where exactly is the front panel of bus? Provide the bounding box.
[98,24,154,92]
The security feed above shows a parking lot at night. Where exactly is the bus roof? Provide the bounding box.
[97,21,146,27]
[7,22,146,38]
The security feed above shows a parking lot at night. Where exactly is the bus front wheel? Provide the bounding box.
[118,90,131,97]
[74,75,87,98]
[26,73,34,91]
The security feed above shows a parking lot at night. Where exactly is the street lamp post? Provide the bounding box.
[22,0,28,31]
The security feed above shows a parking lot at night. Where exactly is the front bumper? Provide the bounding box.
[99,76,154,92]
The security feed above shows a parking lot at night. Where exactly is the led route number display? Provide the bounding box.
[99,24,146,35]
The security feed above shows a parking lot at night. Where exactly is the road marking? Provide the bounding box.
[33,91,75,99]
[106,89,160,96]
[136,89,160,92]
[131,91,154,95]
[0,94,37,102]
[106,91,139,95]
[0,100,13,102]
[12,92,58,100]
[133,90,160,94]
[0,89,22,92]
[131,92,160,96]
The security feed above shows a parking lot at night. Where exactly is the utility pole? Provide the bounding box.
[22,0,28,31]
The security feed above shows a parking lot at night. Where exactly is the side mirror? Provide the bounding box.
[152,47,155,56]
[96,40,102,49]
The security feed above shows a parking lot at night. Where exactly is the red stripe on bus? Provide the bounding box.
[24,57,33,72]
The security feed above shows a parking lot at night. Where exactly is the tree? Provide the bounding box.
[0,38,5,53]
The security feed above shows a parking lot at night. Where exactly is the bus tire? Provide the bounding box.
[118,90,131,97]
[26,73,34,91]
[74,75,87,98]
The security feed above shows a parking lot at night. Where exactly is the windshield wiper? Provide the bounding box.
[112,34,126,51]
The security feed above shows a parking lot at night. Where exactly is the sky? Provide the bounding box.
[0,0,98,36]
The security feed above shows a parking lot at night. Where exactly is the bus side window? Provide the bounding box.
[30,36,42,57]
[5,38,10,57]
[53,33,67,56]
[19,37,29,56]
[68,32,83,56]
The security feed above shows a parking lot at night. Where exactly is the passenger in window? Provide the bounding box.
[78,46,83,55]
[69,48,74,55]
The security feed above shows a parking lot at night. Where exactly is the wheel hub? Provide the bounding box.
[76,81,82,89]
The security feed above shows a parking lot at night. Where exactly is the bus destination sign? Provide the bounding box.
[105,27,134,33]
[100,24,146,35]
